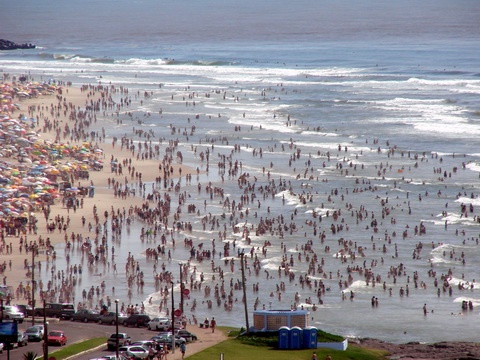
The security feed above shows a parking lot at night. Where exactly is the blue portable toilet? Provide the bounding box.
[302,326,318,349]
[278,326,290,349]
[290,326,303,349]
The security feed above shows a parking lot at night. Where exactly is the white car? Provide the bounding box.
[147,317,170,331]
[89,355,127,360]
[26,326,44,342]
[118,345,150,359]
[2,306,25,323]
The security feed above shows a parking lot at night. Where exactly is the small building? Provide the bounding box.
[253,309,309,331]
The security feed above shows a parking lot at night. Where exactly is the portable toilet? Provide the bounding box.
[278,326,290,349]
[290,326,303,349]
[302,326,318,349]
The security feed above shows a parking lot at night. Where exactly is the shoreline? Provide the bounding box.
[0,78,194,311]
[2,72,480,346]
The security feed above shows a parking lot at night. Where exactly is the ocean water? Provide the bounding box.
[2,0,480,344]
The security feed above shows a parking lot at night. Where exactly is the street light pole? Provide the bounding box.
[43,297,48,360]
[240,252,249,333]
[115,299,119,359]
[31,244,36,326]
[171,281,175,354]
[179,263,184,314]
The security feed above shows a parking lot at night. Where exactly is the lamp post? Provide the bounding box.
[31,244,37,326]
[43,297,48,360]
[171,281,175,354]
[115,299,119,359]
[179,263,184,314]
[240,252,249,333]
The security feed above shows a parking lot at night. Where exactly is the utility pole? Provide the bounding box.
[31,245,36,326]
[43,297,48,360]
[171,281,175,353]
[179,263,184,314]
[115,299,119,359]
[240,252,249,332]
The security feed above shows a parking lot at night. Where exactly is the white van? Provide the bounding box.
[147,317,171,331]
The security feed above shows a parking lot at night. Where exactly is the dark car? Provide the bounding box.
[71,309,101,322]
[123,314,151,327]
[176,329,198,342]
[35,302,75,319]
[150,334,185,349]
[150,335,174,350]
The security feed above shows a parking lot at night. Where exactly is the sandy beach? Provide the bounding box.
[1,80,192,311]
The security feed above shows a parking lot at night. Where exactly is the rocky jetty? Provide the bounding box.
[0,39,36,50]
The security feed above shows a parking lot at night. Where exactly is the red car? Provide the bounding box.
[47,330,67,346]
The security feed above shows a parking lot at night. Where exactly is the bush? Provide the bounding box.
[235,329,344,348]
[237,331,278,347]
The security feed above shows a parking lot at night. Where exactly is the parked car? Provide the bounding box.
[171,320,184,330]
[89,355,127,360]
[150,335,173,350]
[147,317,170,331]
[130,340,157,349]
[15,304,34,317]
[35,302,75,319]
[99,311,128,325]
[3,331,27,350]
[107,332,131,350]
[2,305,25,322]
[3,342,17,350]
[25,326,44,342]
[176,329,198,342]
[123,314,150,327]
[72,309,101,323]
[47,330,67,346]
[17,331,28,347]
[118,345,149,359]
[150,334,185,348]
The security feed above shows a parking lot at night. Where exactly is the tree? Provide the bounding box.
[23,351,38,360]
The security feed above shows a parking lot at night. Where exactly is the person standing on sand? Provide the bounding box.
[210,317,216,333]
[423,303,427,316]
[180,342,186,359]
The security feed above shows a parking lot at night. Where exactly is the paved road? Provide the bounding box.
[0,318,160,360]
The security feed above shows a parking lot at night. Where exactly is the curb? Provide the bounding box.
[64,343,106,360]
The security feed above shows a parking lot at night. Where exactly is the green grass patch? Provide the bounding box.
[186,327,389,360]
[186,335,389,360]
[36,337,107,360]
[316,329,345,343]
